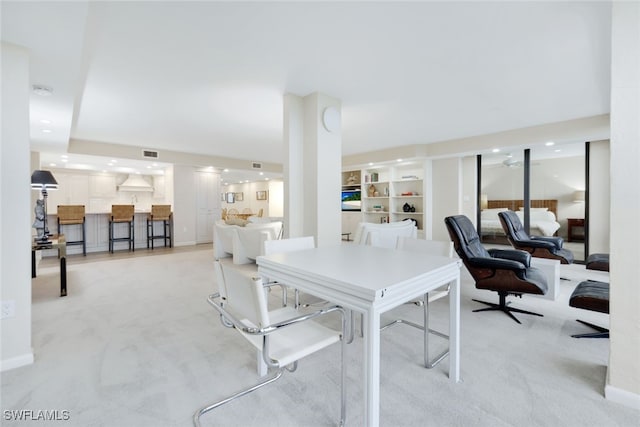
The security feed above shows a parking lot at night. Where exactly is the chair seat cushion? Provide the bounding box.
[586,253,609,272]
[241,307,341,367]
[569,280,609,314]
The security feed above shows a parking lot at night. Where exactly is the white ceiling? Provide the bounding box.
[2,1,612,175]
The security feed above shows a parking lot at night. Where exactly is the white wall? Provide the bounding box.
[431,158,462,241]
[1,43,33,371]
[222,180,274,216]
[589,140,610,253]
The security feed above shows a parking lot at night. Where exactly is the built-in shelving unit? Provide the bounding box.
[342,161,429,235]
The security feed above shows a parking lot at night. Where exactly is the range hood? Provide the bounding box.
[118,175,154,192]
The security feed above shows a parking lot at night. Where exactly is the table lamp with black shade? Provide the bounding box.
[31,170,58,244]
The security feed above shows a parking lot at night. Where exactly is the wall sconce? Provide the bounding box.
[573,190,585,202]
[31,170,58,243]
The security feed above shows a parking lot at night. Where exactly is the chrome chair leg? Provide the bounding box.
[380,292,450,369]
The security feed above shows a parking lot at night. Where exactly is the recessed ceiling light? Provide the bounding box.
[152,163,158,167]
[554,149,562,153]
[265,178,269,181]
[49,163,56,167]
[492,148,500,153]
[61,159,68,163]
[40,119,52,124]
[61,154,68,158]
[259,172,264,176]
[107,162,113,166]
[545,141,555,146]
[369,162,374,166]
[111,159,118,163]
[41,129,52,133]
[32,85,53,96]
[146,166,151,169]
[396,159,402,162]
[223,169,229,173]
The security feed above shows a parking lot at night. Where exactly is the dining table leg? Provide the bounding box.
[363,307,381,427]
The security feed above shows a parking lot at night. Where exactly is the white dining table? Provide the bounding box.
[257,244,462,427]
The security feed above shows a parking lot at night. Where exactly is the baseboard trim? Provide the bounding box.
[605,383,640,410]
[174,241,197,247]
[1,352,34,372]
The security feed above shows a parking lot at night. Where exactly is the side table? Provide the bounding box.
[32,234,67,297]
[567,218,585,242]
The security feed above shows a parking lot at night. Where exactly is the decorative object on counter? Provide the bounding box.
[403,202,411,212]
[147,205,172,249]
[31,169,59,244]
[256,190,268,201]
[368,184,377,198]
[109,204,135,253]
[372,205,383,212]
[235,192,244,201]
[401,191,415,196]
[57,205,86,256]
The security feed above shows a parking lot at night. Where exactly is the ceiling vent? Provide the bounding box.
[251,161,263,169]
[142,149,159,159]
[118,175,154,192]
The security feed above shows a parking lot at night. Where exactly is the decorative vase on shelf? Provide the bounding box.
[368,184,377,197]
[410,205,416,212]
[403,202,411,212]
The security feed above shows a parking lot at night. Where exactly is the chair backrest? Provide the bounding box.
[257,208,264,217]
[355,221,417,248]
[444,215,491,262]
[151,204,172,220]
[242,208,252,214]
[57,205,85,224]
[217,260,269,328]
[111,204,134,221]
[264,236,315,255]
[227,208,239,216]
[396,237,453,258]
[221,208,227,220]
[498,210,530,242]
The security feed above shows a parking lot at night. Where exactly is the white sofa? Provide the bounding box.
[213,220,283,264]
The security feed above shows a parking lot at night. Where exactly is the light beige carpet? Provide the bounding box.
[2,247,637,426]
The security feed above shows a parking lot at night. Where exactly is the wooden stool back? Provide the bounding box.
[111,205,134,222]
[58,205,85,224]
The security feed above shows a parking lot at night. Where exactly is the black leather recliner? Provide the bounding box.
[498,210,574,264]
[444,215,548,323]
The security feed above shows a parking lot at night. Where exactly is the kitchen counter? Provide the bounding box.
[44,211,169,255]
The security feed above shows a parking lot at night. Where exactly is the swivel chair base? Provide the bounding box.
[472,292,543,324]
[572,319,609,338]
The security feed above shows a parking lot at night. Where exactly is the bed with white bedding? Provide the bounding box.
[480,199,561,242]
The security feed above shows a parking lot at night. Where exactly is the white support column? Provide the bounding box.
[606,1,640,408]
[283,92,342,246]
[1,43,34,371]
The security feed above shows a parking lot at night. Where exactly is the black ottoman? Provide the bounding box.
[568,280,609,338]
[586,253,609,272]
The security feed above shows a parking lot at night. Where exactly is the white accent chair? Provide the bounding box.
[213,220,283,264]
[353,220,418,248]
[386,237,454,368]
[195,260,347,427]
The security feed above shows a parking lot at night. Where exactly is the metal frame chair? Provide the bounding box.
[194,260,347,426]
[381,237,454,368]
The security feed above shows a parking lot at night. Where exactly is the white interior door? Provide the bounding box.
[196,171,220,243]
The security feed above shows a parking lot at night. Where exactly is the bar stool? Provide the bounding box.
[109,205,135,253]
[147,205,172,249]
[57,205,86,256]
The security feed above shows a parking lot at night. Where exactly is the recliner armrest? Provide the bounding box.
[468,256,526,272]
[488,249,531,267]
[531,236,563,249]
